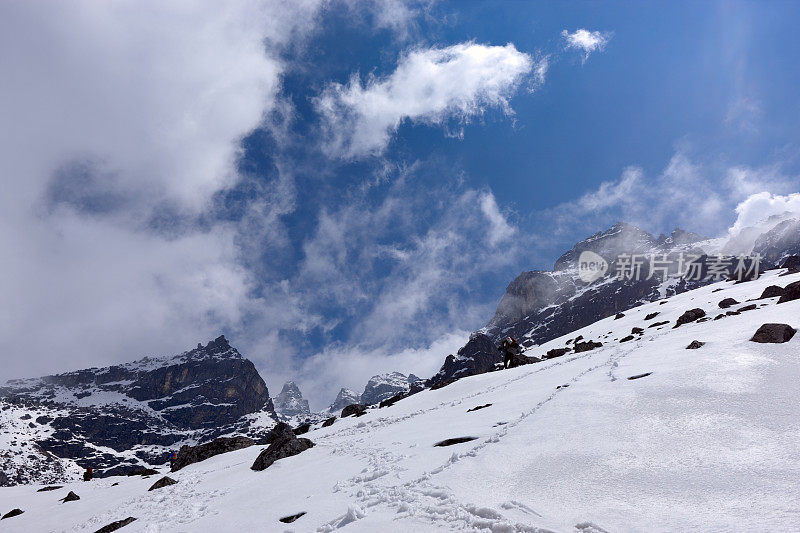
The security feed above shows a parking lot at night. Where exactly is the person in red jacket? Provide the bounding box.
[83,467,92,481]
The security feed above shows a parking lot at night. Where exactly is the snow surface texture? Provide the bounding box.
[2,270,800,531]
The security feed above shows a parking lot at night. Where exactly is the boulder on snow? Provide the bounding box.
[171,435,255,472]
[543,347,571,359]
[341,404,367,418]
[322,417,336,428]
[620,335,635,342]
[434,437,477,447]
[61,491,80,502]
[573,340,602,353]
[148,476,178,491]
[674,308,706,328]
[737,303,757,312]
[627,372,652,380]
[467,403,492,412]
[614,313,625,319]
[718,298,739,309]
[750,323,796,343]
[686,340,705,349]
[649,320,670,328]
[37,485,63,492]
[125,467,158,477]
[94,517,136,533]
[644,312,660,320]
[777,281,800,304]
[1,509,24,520]
[759,285,785,299]
[631,327,644,334]
[279,512,306,523]
[293,423,311,435]
[251,433,314,471]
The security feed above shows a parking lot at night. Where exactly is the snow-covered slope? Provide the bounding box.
[2,269,798,531]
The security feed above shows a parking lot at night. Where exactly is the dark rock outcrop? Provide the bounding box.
[148,476,177,491]
[737,303,757,312]
[434,437,477,447]
[674,308,706,328]
[686,340,705,349]
[94,516,136,533]
[1,509,24,520]
[293,423,310,436]
[467,404,492,412]
[171,436,255,472]
[321,417,336,428]
[573,340,603,353]
[279,512,306,523]
[777,281,800,304]
[718,298,739,309]
[628,373,652,380]
[37,485,62,492]
[644,312,660,320]
[251,433,314,471]
[620,335,635,342]
[543,348,570,359]
[781,255,800,273]
[759,285,785,299]
[750,324,796,343]
[425,333,499,389]
[61,491,80,502]
[341,404,366,418]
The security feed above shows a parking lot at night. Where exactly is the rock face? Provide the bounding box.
[273,381,310,419]
[426,334,498,388]
[777,281,800,304]
[0,336,277,484]
[171,436,255,472]
[360,373,422,406]
[674,309,706,328]
[750,324,796,343]
[250,432,314,471]
[327,388,361,413]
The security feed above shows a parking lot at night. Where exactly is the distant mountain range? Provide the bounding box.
[3,213,799,486]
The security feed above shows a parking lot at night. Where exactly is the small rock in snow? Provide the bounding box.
[93,516,136,533]
[279,512,306,523]
[1,509,24,520]
[686,340,705,349]
[61,491,80,502]
[148,477,178,491]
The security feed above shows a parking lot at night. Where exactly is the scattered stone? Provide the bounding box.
[172,436,255,472]
[777,281,800,304]
[467,403,492,412]
[614,313,625,319]
[544,347,571,359]
[94,517,136,533]
[718,298,739,309]
[631,327,644,334]
[737,303,757,312]
[293,423,310,436]
[556,384,570,390]
[322,417,336,428]
[251,432,314,471]
[574,335,584,342]
[750,323,796,343]
[759,285,785,299]
[627,373,652,380]
[126,467,158,477]
[20,414,31,420]
[1,509,24,520]
[644,312,660,320]
[111,483,119,487]
[686,340,705,349]
[660,300,668,304]
[434,437,478,447]
[714,314,725,320]
[674,308,706,328]
[648,320,670,328]
[620,335,635,342]
[696,317,710,322]
[61,491,80,503]
[279,512,306,523]
[726,310,740,316]
[148,476,178,491]
[37,485,63,492]
[573,340,602,353]
[341,404,367,418]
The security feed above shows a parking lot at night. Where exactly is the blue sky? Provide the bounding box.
[2,1,799,407]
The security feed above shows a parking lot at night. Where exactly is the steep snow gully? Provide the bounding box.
[2,269,800,531]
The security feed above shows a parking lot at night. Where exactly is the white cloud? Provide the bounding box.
[0,0,326,380]
[315,42,537,158]
[729,192,800,235]
[561,28,612,63]
[480,192,517,246]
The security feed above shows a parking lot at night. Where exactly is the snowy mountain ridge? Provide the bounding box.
[2,266,799,531]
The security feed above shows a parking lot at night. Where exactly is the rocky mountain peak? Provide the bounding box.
[273,381,310,419]
[327,388,361,413]
[360,372,423,406]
